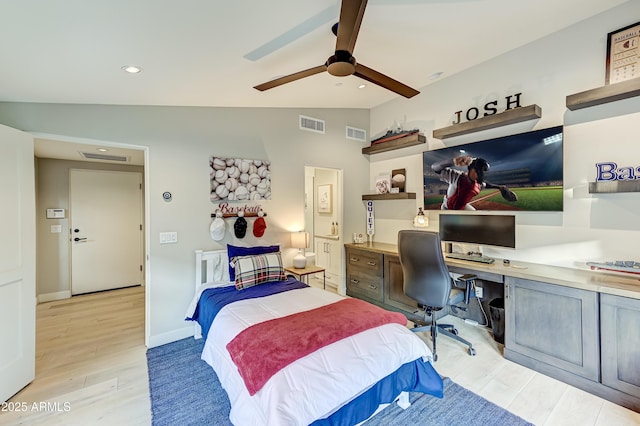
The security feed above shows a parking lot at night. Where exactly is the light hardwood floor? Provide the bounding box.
[2,284,639,425]
[2,286,150,425]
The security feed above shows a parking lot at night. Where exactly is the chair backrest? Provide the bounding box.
[398,230,451,309]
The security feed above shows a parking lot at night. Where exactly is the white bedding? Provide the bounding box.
[200,286,435,425]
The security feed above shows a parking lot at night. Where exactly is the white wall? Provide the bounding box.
[0,104,369,346]
[367,2,640,268]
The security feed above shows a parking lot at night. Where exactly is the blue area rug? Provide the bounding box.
[147,337,533,426]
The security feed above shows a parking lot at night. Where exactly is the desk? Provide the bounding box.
[344,241,640,412]
[284,265,326,289]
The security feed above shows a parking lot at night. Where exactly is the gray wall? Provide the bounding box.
[367,1,640,267]
[0,104,369,346]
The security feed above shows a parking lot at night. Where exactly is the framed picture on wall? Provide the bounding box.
[605,21,640,84]
[317,184,332,213]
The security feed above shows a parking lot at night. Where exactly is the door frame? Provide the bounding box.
[31,132,151,347]
[304,165,344,294]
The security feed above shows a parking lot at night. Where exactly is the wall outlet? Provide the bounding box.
[475,286,483,299]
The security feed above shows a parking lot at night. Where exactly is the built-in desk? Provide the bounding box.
[344,242,640,412]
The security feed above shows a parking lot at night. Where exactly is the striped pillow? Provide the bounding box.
[233,252,286,290]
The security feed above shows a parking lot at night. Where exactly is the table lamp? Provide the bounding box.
[291,231,309,269]
[413,207,429,228]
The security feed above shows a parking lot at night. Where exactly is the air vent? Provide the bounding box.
[299,115,325,134]
[80,152,129,162]
[346,126,367,142]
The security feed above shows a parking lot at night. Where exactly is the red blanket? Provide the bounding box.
[226,297,407,395]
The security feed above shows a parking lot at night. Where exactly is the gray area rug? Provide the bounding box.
[147,337,533,426]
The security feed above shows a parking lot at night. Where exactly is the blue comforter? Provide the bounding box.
[187,277,308,339]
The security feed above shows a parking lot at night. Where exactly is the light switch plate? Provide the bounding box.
[51,225,62,233]
[159,232,178,244]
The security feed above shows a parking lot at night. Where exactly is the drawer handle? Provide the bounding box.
[350,279,359,285]
[367,261,376,266]
[350,257,360,262]
[367,284,377,290]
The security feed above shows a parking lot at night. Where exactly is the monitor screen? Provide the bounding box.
[423,126,563,211]
[439,214,516,249]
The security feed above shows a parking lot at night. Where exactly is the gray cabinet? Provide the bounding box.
[383,254,417,312]
[345,247,384,303]
[504,276,600,382]
[504,277,640,411]
[601,293,640,399]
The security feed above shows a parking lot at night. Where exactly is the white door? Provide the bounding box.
[0,125,35,402]
[70,170,143,295]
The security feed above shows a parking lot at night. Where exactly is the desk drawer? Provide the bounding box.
[347,270,383,302]
[347,249,383,275]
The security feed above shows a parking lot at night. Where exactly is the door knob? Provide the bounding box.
[74,237,87,242]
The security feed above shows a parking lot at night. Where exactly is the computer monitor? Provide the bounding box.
[439,214,516,249]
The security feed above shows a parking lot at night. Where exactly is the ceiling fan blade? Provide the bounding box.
[354,63,420,98]
[254,65,327,91]
[335,0,368,53]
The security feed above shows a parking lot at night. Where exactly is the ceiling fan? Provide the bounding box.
[253,0,420,99]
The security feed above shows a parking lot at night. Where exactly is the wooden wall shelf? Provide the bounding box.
[566,78,640,110]
[432,104,542,139]
[362,192,416,200]
[362,133,426,155]
[589,181,640,194]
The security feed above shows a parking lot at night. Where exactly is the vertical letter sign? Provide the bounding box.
[366,200,375,240]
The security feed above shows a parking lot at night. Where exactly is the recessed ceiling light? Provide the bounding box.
[358,84,366,89]
[97,148,109,152]
[429,72,444,80]
[122,65,143,74]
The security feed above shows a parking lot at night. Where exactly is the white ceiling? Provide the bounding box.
[2,0,628,163]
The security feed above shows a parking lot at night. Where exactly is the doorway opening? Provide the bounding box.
[304,166,344,293]
[33,134,150,344]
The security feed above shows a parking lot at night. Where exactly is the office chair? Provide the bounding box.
[398,230,476,361]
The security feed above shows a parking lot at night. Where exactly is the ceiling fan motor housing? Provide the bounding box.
[327,50,356,76]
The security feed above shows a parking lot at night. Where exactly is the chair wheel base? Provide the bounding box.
[468,348,476,356]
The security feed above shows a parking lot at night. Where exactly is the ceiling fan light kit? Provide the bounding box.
[253,0,419,99]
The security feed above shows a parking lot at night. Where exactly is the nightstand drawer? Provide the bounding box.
[347,249,383,275]
[346,270,383,302]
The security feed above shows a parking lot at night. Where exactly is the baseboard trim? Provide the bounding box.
[38,290,71,303]
[148,326,194,348]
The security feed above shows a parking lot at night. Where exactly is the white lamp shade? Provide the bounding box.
[291,231,308,249]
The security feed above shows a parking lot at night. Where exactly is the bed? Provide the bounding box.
[185,248,444,425]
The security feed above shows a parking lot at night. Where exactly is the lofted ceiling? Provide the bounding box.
[1,0,628,163]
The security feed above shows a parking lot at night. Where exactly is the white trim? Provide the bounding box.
[37,290,71,303]
[148,326,194,348]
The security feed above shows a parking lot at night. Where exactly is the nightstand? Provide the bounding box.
[284,265,326,289]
